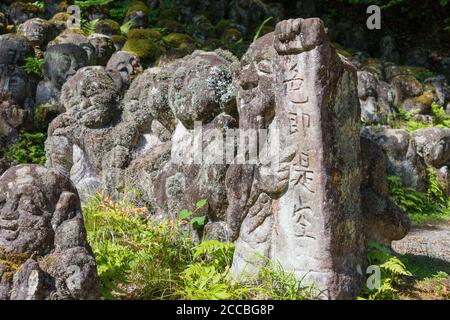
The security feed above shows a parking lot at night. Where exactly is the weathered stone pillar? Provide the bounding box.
[230,18,365,299]
[273,18,364,299]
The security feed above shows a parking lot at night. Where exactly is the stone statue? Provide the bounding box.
[88,33,116,66]
[0,164,99,300]
[36,43,89,112]
[105,51,143,91]
[17,18,57,50]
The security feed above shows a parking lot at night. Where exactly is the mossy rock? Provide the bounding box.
[162,33,195,49]
[385,64,437,83]
[95,19,121,36]
[0,247,31,275]
[50,12,69,24]
[127,28,161,41]
[9,2,42,15]
[157,19,184,33]
[126,0,149,17]
[202,38,222,51]
[111,34,127,49]
[123,38,165,63]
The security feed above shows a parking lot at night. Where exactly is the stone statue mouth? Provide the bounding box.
[0,219,18,231]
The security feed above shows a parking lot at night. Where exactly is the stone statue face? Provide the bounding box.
[0,65,30,107]
[88,34,115,65]
[60,66,117,128]
[106,51,142,89]
[43,44,89,89]
[169,51,236,129]
[49,32,97,65]
[0,34,34,65]
[0,165,59,254]
[237,33,276,128]
[17,18,55,47]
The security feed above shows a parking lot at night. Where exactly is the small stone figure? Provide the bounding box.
[106,51,143,91]
[36,44,89,111]
[88,33,116,66]
[0,34,34,66]
[0,164,100,300]
[17,18,57,49]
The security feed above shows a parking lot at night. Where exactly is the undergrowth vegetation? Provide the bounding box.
[2,132,46,165]
[387,168,450,224]
[82,194,321,300]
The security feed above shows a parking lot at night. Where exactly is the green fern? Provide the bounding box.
[81,18,100,36]
[359,242,412,300]
[21,57,44,77]
[74,0,113,9]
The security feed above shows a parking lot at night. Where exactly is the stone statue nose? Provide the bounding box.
[240,67,259,90]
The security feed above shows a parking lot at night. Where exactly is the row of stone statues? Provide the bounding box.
[44,18,410,299]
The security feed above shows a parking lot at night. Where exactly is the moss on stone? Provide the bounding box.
[162,33,195,48]
[9,2,42,15]
[202,38,222,51]
[127,28,161,41]
[50,12,70,24]
[0,247,31,275]
[96,19,121,35]
[123,38,165,62]
[126,1,149,17]
[38,254,56,272]
[157,19,184,33]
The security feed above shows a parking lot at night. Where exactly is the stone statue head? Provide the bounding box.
[0,165,78,254]
[48,31,96,65]
[60,66,118,128]
[106,51,143,90]
[17,18,56,48]
[0,34,34,65]
[0,64,35,109]
[168,50,238,129]
[43,43,89,89]
[88,33,116,66]
[236,32,276,129]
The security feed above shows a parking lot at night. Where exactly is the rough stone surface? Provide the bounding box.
[227,18,365,300]
[36,44,89,112]
[0,164,99,300]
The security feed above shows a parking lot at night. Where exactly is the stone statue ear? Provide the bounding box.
[51,191,82,231]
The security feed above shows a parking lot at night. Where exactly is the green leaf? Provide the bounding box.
[178,210,193,220]
[196,199,207,209]
[190,216,206,229]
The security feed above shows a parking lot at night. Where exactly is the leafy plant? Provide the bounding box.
[3,132,46,165]
[387,173,450,224]
[358,242,412,300]
[120,19,134,36]
[177,199,208,230]
[74,0,114,9]
[81,18,100,36]
[21,57,44,77]
[32,1,44,9]
[430,101,450,128]
[83,194,193,299]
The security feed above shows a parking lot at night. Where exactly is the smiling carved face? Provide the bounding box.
[237,32,276,129]
[0,165,60,254]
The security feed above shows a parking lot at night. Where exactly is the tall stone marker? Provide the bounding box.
[229,18,365,299]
